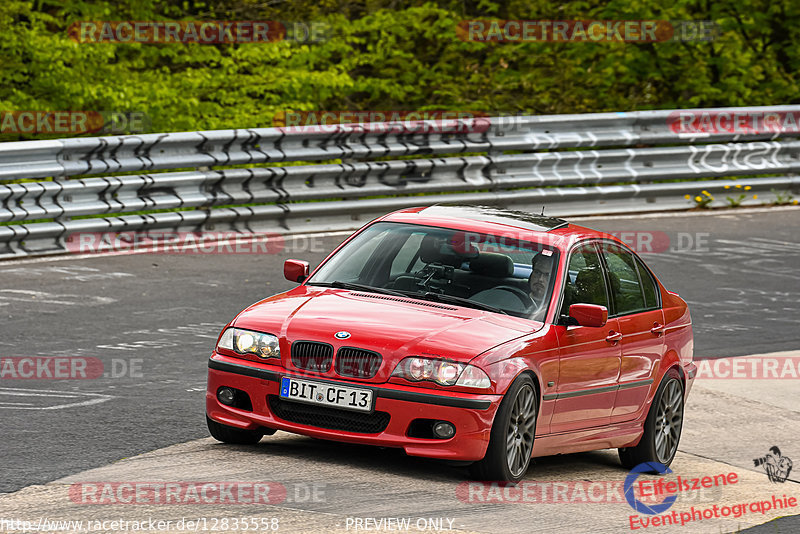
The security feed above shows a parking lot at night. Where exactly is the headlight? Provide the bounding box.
[391,357,491,388]
[217,327,280,359]
[455,364,492,389]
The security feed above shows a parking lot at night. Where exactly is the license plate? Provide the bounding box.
[279,377,373,413]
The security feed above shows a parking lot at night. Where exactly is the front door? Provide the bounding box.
[551,242,622,433]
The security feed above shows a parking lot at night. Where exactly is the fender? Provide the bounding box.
[469,325,560,435]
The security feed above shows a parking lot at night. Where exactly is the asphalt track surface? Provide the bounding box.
[1,207,798,505]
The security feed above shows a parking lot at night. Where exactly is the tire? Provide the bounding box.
[206,415,265,445]
[470,374,538,482]
[619,369,684,471]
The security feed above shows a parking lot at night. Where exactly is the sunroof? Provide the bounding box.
[419,204,569,232]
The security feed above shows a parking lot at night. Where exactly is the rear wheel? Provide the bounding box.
[470,374,537,482]
[619,369,684,470]
[206,416,266,444]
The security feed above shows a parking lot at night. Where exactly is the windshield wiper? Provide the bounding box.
[309,280,408,298]
[402,291,508,315]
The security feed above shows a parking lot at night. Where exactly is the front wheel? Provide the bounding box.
[619,369,684,470]
[470,374,538,482]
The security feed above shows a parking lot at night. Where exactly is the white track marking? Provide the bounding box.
[0,290,116,306]
[0,387,114,410]
[0,265,134,281]
[0,391,80,398]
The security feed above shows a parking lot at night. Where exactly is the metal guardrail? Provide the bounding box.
[1,106,799,258]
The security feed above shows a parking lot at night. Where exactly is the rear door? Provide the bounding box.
[598,242,665,423]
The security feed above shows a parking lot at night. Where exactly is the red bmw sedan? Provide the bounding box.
[206,205,696,482]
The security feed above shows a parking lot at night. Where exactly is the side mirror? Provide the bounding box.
[568,303,608,328]
[284,259,309,283]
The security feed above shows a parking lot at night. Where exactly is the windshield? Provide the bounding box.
[307,222,560,322]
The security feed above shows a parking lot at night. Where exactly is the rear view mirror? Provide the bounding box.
[284,259,309,283]
[568,303,608,328]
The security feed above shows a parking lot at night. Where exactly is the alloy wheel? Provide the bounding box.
[654,379,683,463]
[505,383,537,477]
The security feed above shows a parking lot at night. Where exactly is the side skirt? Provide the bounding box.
[531,420,643,457]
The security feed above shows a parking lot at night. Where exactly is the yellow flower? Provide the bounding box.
[684,194,691,199]
[744,185,752,191]
[701,190,711,196]
[753,195,758,199]
[735,184,742,188]
[694,196,702,202]
[724,185,731,189]
[794,200,799,205]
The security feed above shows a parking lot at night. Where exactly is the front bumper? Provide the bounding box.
[206,353,501,461]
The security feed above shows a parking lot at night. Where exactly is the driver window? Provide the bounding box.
[560,243,608,317]
[600,243,647,315]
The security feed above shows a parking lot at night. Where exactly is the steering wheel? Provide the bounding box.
[471,285,534,313]
[494,285,535,309]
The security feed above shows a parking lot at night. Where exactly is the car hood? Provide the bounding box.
[232,286,541,383]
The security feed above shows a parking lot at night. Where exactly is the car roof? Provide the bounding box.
[379,204,613,249]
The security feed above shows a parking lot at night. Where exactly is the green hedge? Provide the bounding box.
[1,0,798,139]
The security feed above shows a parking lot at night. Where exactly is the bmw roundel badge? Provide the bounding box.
[334,331,351,340]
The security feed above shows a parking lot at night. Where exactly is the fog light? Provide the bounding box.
[433,421,455,439]
[217,387,236,406]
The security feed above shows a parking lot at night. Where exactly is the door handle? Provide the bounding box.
[606,331,623,344]
[650,323,666,336]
